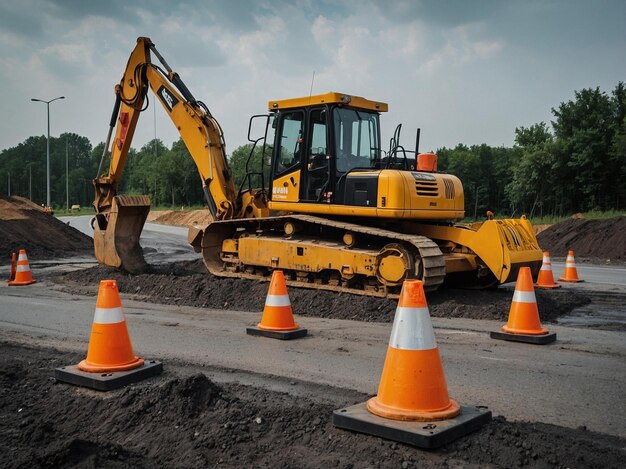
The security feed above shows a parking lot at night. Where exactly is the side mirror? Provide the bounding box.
[247,114,272,142]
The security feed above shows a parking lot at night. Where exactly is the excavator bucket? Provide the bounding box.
[93,195,151,273]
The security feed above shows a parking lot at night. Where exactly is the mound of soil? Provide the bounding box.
[537,216,626,261]
[50,260,590,323]
[148,209,211,228]
[0,196,93,260]
[2,341,624,468]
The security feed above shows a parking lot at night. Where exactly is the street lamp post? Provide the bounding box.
[66,136,69,211]
[31,96,65,208]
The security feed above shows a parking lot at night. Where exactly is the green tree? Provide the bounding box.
[228,143,272,190]
[609,82,626,210]
[506,144,558,218]
[0,136,47,203]
[505,123,556,216]
[514,122,552,148]
[437,144,516,218]
[170,138,204,206]
[551,87,616,211]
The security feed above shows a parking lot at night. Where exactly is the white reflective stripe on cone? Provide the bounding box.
[93,307,125,324]
[16,265,31,272]
[566,256,575,261]
[265,294,291,307]
[565,263,576,268]
[512,290,536,304]
[543,256,551,263]
[18,254,27,261]
[388,306,437,351]
[540,264,552,271]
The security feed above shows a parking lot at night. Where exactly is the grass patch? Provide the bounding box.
[528,210,625,225]
[461,210,625,225]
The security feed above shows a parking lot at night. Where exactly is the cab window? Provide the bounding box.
[333,108,379,173]
[275,111,304,175]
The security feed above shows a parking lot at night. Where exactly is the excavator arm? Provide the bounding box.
[92,37,262,272]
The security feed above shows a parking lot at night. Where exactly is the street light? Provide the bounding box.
[31,96,65,207]
[66,136,69,211]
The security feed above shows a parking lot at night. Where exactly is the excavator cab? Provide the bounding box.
[256,92,542,288]
[267,93,387,208]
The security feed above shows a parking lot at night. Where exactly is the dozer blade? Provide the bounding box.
[409,216,543,286]
[93,195,151,273]
[463,216,543,283]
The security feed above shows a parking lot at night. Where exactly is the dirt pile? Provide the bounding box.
[50,260,590,323]
[0,196,93,260]
[148,209,211,227]
[537,216,626,261]
[2,341,625,468]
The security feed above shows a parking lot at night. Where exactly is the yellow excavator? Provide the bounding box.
[93,37,542,297]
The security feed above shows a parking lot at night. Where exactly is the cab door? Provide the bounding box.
[270,110,304,202]
[300,107,330,202]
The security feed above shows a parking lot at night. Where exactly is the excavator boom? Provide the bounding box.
[92,37,263,272]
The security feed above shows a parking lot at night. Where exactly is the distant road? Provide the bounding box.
[59,215,195,264]
[551,261,626,286]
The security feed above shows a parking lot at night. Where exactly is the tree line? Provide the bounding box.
[0,83,624,217]
[438,83,625,217]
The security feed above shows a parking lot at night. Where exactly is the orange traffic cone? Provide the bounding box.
[333,280,491,449]
[491,267,556,344]
[558,250,583,283]
[55,279,162,391]
[7,252,16,282]
[246,270,307,340]
[8,249,36,286]
[535,251,561,289]
[367,280,460,421]
[79,279,144,372]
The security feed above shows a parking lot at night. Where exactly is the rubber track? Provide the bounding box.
[202,214,446,295]
[289,215,446,290]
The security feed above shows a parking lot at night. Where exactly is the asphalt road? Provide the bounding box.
[1,279,625,438]
[551,261,626,286]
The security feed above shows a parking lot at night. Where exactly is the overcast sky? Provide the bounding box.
[1,0,624,157]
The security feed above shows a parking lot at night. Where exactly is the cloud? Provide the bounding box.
[0,0,624,159]
[417,23,505,75]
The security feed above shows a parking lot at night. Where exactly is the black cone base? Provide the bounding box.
[333,402,492,449]
[246,326,307,340]
[490,330,557,345]
[55,360,163,391]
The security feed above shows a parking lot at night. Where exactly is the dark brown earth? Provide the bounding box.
[538,216,626,262]
[48,260,590,323]
[0,196,93,260]
[2,341,624,469]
